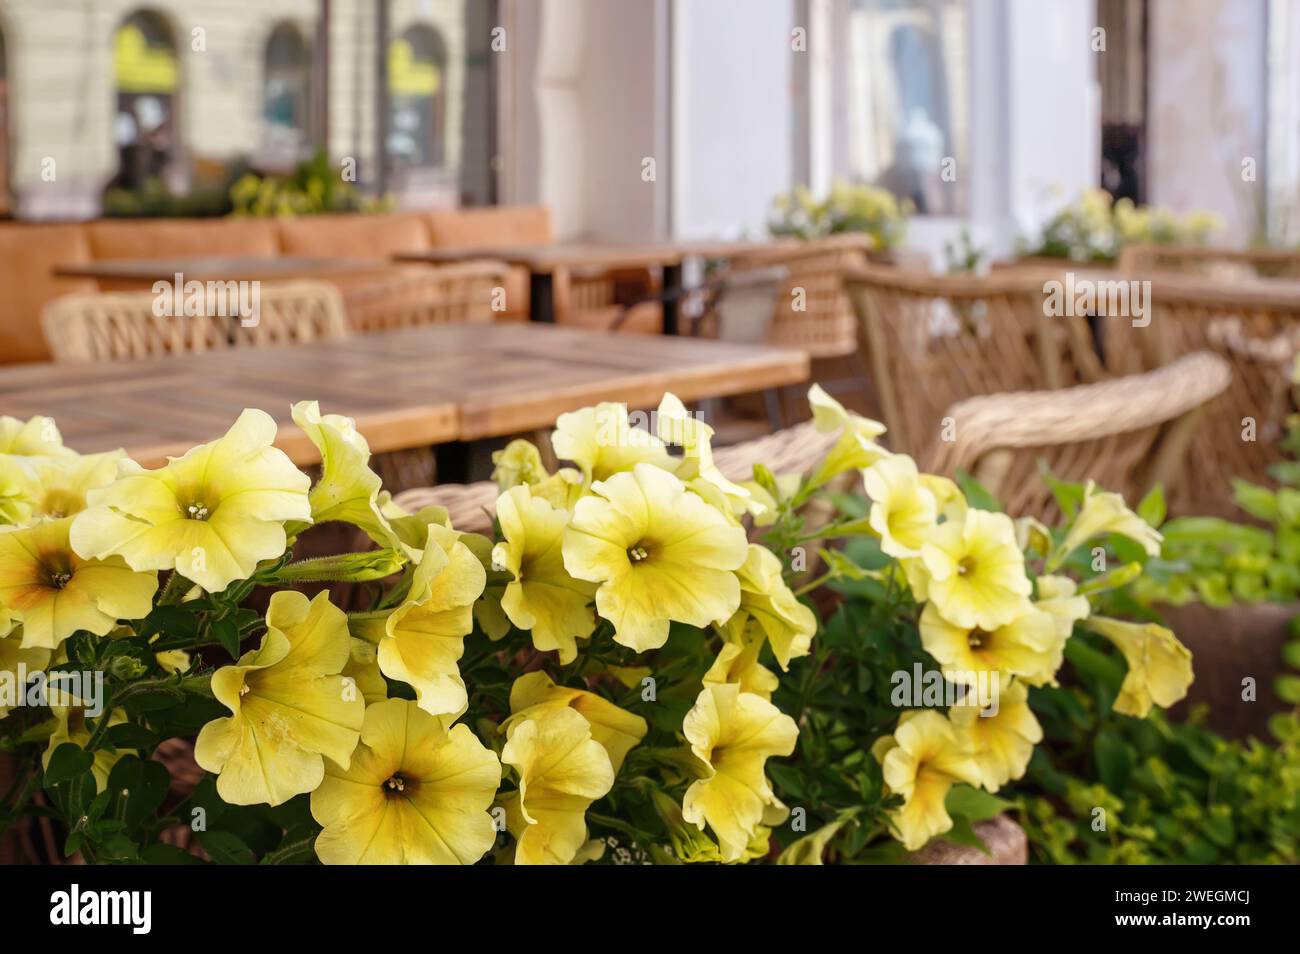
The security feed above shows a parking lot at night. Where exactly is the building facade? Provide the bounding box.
[0,0,1293,260]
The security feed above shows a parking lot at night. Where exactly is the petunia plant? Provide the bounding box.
[0,388,1191,865]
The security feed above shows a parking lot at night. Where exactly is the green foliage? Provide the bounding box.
[1014,685,1300,865]
[1016,188,1220,263]
[229,150,394,217]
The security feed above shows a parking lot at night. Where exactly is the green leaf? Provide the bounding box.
[107,756,172,829]
[945,784,1012,824]
[1094,730,1136,791]
[1232,479,1279,522]
[1041,470,1085,520]
[43,742,93,786]
[105,722,159,750]
[210,616,242,659]
[1274,674,1300,705]
[197,829,257,865]
[1136,485,1166,528]
[955,470,1002,512]
[140,843,205,865]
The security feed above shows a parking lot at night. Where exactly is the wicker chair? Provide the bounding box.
[395,420,840,534]
[844,264,1124,459]
[1118,244,1300,281]
[1127,273,1300,512]
[922,351,1232,520]
[339,260,510,333]
[41,280,349,362]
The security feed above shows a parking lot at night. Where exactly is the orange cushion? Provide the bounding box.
[276,212,430,259]
[85,218,280,259]
[424,205,553,248]
[0,223,97,364]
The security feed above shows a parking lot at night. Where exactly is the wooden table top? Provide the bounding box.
[54,256,395,284]
[0,324,809,467]
[395,239,799,273]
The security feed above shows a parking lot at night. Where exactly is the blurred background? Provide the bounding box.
[0,0,1290,255]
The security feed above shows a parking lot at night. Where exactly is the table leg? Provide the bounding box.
[661,263,683,336]
[529,272,555,323]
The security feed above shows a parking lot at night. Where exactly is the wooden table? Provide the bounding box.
[54,256,396,291]
[0,323,809,476]
[395,240,796,334]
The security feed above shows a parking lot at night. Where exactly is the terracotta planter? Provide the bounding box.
[913,814,1027,865]
[1159,601,1297,740]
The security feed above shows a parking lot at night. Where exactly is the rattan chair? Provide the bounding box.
[1125,273,1300,512]
[923,351,1232,519]
[41,280,349,362]
[395,420,839,534]
[339,260,509,333]
[1118,243,1300,281]
[844,264,1125,459]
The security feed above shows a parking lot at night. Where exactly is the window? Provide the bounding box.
[844,0,969,215]
[262,23,311,163]
[111,10,179,191]
[386,25,447,169]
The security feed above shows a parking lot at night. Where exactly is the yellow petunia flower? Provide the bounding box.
[1035,574,1091,641]
[1054,481,1163,567]
[493,485,596,663]
[507,670,647,774]
[949,678,1043,790]
[0,517,158,651]
[919,509,1033,630]
[342,637,389,705]
[500,706,614,865]
[551,401,671,482]
[491,438,550,491]
[360,523,486,718]
[704,616,779,699]
[0,627,50,720]
[43,705,131,792]
[921,474,968,522]
[919,602,1063,687]
[863,454,938,558]
[681,682,798,863]
[1082,616,1194,717]
[656,393,758,518]
[563,463,749,652]
[0,415,75,458]
[194,591,364,806]
[805,384,888,487]
[874,709,982,851]
[0,450,126,527]
[290,401,395,550]
[311,698,501,864]
[733,544,816,670]
[70,409,311,594]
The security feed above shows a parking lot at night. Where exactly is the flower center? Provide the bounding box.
[49,571,72,590]
[383,773,415,797]
[957,556,977,576]
[627,543,652,564]
[40,489,84,520]
[239,684,251,697]
[185,502,212,521]
[967,629,989,649]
